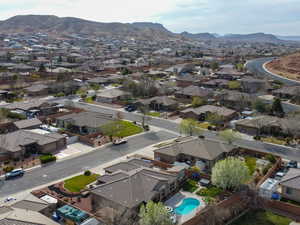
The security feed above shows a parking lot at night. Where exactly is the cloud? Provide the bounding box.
[0,0,299,35]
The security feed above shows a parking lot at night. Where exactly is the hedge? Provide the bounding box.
[40,154,57,164]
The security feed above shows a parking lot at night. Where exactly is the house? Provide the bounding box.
[135,96,178,111]
[215,64,245,80]
[180,105,237,122]
[235,115,300,137]
[91,167,178,214]
[202,79,229,89]
[240,77,270,93]
[13,118,42,130]
[279,168,300,202]
[219,90,254,111]
[175,85,214,100]
[56,111,114,135]
[24,84,49,96]
[0,206,59,225]
[96,89,131,104]
[165,63,195,75]
[175,75,202,87]
[0,130,66,159]
[103,158,153,174]
[154,136,236,170]
[3,100,60,117]
[273,86,300,99]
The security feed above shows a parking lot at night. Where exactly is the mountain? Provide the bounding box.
[221,33,280,43]
[180,32,216,40]
[277,35,300,42]
[0,15,174,40]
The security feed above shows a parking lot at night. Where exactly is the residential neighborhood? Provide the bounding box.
[0,11,300,225]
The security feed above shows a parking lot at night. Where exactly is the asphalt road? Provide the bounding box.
[245,57,300,85]
[0,130,176,198]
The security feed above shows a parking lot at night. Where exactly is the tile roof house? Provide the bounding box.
[154,136,236,170]
[56,111,114,135]
[279,169,300,202]
[96,89,131,104]
[91,168,178,212]
[135,96,178,111]
[175,85,214,100]
[273,86,300,99]
[180,105,237,122]
[13,118,42,130]
[215,64,245,80]
[0,130,66,159]
[219,90,254,111]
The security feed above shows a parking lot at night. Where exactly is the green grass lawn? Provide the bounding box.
[182,179,198,193]
[245,157,257,175]
[262,137,287,146]
[147,112,161,117]
[64,174,99,193]
[116,120,143,137]
[196,186,222,198]
[230,210,292,225]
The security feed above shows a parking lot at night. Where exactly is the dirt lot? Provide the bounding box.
[266,52,300,81]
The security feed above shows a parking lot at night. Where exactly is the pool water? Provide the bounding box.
[174,198,201,215]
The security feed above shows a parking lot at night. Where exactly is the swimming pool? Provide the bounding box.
[174,198,201,215]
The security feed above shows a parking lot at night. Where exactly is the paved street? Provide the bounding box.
[72,102,300,161]
[0,130,176,198]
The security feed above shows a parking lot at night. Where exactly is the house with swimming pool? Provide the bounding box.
[154,136,236,171]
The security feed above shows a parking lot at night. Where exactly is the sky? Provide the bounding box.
[0,0,300,35]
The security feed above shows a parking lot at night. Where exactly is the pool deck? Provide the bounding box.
[165,191,206,224]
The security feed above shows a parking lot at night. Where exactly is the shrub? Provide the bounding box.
[182,179,198,192]
[84,170,91,176]
[3,166,14,173]
[7,112,26,120]
[266,154,276,164]
[39,154,57,164]
[197,187,222,197]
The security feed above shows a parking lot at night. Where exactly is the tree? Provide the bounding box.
[100,120,126,141]
[180,119,202,136]
[138,106,151,128]
[210,62,219,71]
[228,81,241,90]
[219,129,240,144]
[139,201,172,225]
[191,96,205,108]
[211,157,251,191]
[272,98,285,117]
[206,113,224,127]
[252,99,269,113]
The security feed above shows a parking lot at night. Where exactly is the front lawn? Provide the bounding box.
[147,112,161,117]
[116,120,143,137]
[230,210,292,225]
[64,173,99,193]
[182,179,198,193]
[262,137,286,146]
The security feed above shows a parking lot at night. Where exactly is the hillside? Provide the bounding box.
[266,52,300,80]
[0,15,174,40]
[221,33,280,43]
[180,32,216,40]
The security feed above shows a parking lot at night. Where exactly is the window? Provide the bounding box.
[286,187,293,195]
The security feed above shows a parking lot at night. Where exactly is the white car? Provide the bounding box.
[4,197,16,203]
[113,139,127,145]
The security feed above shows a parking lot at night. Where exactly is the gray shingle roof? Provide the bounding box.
[13,118,42,129]
[279,168,300,190]
[181,105,236,117]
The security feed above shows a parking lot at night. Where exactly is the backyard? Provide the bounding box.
[230,210,292,225]
[64,173,99,193]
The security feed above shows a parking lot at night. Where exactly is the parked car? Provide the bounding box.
[4,197,16,203]
[113,139,127,145]
[125,105,137,112]
[287,160,298,168]
[5,169,24,180]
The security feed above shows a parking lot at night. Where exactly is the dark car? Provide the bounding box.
[287,160,298,168]
[125,105,137,112]
[5,169,24,180]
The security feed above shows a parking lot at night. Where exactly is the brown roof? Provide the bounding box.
[181,105,236,117]
[154,136,235,160]
[13,118,42,129]
[176,85,214,98]
[279,168,300,190]
[91,168,176,209]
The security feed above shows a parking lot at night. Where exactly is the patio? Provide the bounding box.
[165,191,206,224]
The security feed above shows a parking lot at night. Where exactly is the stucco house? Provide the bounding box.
[279,168,300,203]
